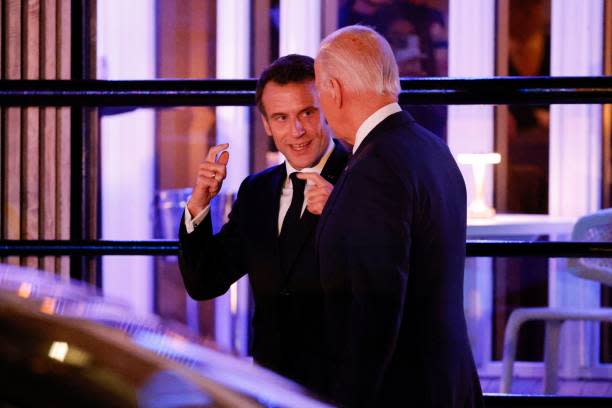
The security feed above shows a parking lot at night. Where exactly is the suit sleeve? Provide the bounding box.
[338,156,413,406]
[178,178,250,300]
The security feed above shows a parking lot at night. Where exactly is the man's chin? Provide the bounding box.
[287,155,316,170]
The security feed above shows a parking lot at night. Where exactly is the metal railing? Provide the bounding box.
[2,239,612,258]
[1,76,612,406]
[0,76,611,260]
[0,76,610,106]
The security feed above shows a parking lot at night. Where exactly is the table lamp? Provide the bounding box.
[457,153,501,218]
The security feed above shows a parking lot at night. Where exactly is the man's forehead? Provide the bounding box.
[262,81,318,111]
[263,79,316,93]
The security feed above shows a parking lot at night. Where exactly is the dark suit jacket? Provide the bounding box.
[316,112,483,407]
[178,140,349,396]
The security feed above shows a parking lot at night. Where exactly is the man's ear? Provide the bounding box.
[260,113,272,136]
[329,78,343,109]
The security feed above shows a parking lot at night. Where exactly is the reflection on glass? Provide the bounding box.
[48,341,91,366]
[49,341,69,362]
[41,297,57,315]
[17,282,33,298]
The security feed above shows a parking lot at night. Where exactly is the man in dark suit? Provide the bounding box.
[312,26,483,407]
[178,54,349,397]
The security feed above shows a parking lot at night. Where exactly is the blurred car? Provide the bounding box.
[0,263,331,407]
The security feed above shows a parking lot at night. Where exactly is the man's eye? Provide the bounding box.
[274,115,287,121]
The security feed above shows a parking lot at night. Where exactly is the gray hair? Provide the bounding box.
[317,25,400,97]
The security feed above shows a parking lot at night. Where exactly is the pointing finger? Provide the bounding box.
[306,190,330,201]
[296,172,327,187]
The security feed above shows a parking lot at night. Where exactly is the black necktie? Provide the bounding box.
[279,172,306,271]
[280,172,306,237]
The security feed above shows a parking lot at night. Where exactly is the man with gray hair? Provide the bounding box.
[312,25,483,407]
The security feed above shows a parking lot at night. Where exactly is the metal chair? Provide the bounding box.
[500,208,612,394]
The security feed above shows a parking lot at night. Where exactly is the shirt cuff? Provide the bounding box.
[184,204,210,234]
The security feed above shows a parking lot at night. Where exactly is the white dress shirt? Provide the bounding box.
[184,135,335,235]
[352,102,402,154]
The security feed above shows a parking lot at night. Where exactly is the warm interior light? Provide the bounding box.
[457,153,502,218]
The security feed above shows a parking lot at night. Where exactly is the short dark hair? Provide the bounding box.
[255,54,315,116]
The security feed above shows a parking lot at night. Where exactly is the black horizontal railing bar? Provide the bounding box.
[467,240,612,258]
[482,393,611,408]
[0,240,180,256]
[2,240,612,257]
[0,76,609,106]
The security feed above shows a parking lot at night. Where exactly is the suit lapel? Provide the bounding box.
[269,165,286,237]
[282,141,349,279]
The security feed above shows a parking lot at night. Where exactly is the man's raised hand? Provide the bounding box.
[187,143,230,216]
[297,172,333,216]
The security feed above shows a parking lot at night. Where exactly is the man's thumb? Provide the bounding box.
[218,151,230,165]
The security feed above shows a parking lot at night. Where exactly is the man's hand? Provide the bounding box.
[297,172,333,215]
[187,143,230,216]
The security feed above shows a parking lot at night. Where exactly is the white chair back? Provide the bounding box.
[568,208,612,287]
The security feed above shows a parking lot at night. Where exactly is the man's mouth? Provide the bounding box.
[289,141,311,152]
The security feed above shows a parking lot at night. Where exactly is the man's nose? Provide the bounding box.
[291,118,306,137]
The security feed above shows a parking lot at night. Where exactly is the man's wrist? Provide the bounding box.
[184,203,211,234]
[187,201,208,218]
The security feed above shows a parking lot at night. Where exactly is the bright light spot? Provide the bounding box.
[457,153,502,218]
[17,282,32,298]
[49,341,69,362]
[40,297,57,315]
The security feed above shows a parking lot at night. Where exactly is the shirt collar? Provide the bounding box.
[353,102,402,154]
[284,135,334,185]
